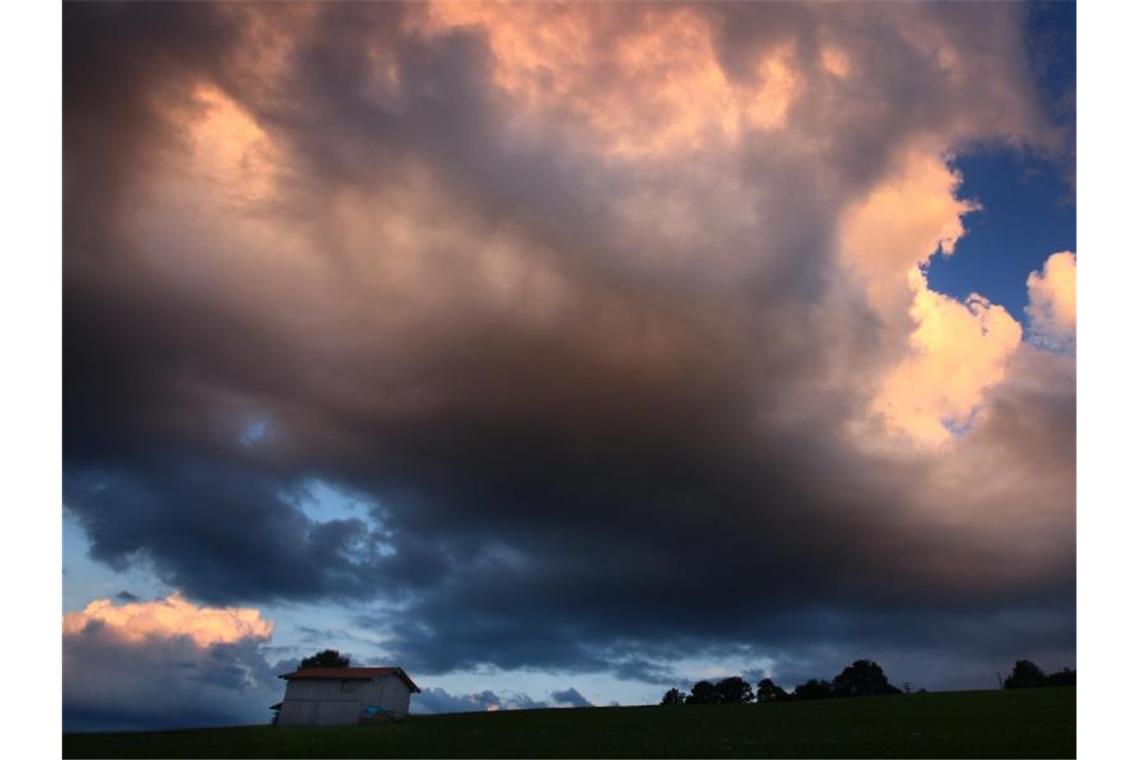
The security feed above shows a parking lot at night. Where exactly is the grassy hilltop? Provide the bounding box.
[64,687,1075,759]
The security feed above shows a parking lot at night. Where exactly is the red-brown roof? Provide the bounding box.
[278,667,421,692]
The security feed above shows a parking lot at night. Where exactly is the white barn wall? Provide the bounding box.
[359,674,413,714]
[277,674,414,727]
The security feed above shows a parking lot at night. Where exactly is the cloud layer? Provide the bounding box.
[63,1,1074,723]
[64,593,273,647]
[63,595,281,731]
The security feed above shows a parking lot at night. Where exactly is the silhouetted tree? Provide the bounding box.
[661,688,685,706]
[1046,668,1076,687]
[300,649,350,669]
[792,678,833,700]
[831,660,901,697]
[1003,660,1047,689]
[686,680,718,704]
[756,678,788,703]
[714,676,755,704]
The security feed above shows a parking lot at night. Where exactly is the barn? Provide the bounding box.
[273,666,421,727]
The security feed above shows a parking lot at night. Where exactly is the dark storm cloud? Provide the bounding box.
[612,658,680,686]
[63,459,382,604]
[63,1,243,269]
[63,0,1074,699]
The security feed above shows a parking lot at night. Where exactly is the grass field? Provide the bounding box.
[63,687,1075,758]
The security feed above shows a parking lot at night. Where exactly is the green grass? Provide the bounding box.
[63,687,1075,758]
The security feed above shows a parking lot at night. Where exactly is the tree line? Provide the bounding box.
[660,659,902,706]
[1002,660,1076,689]
[661,658,1077,706]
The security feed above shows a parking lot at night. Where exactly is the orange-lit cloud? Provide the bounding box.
[1027,251,1076,346]
[839,147,1025,444]
[820,46,851,79]
[872,270,1022,444]
[180,84,282,204]
[840,147,978,318]
[63,593,274,647]
[412,2,802,157]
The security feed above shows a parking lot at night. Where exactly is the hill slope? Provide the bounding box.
[63,687,1076,759]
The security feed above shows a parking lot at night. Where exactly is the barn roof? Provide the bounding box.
[278,666,421,692]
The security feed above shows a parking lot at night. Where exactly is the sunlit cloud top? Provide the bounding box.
[64,593,274,648]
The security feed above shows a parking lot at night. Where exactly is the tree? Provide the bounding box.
[1003,660,1047,689]
[714,676,755,704]
[686,680,718,704]
[756,678,788,703]
[831,660,901,697]
[660,688,685,706]
[1046,668,1076,687]
[300,649,350,669]
[792,678,833,700]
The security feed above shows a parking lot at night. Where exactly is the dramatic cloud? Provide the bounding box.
[64,593,273,647]
[837,146,1024,444]
[63,595,280,731]
[839,148,979,319]
[1027,251,1077,349]
[63,0,1074,722]
[873,271,1023,444]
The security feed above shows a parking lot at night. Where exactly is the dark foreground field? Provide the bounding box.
[64,687,1075,759]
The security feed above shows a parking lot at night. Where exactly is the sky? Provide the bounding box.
[62,1,1075,732]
